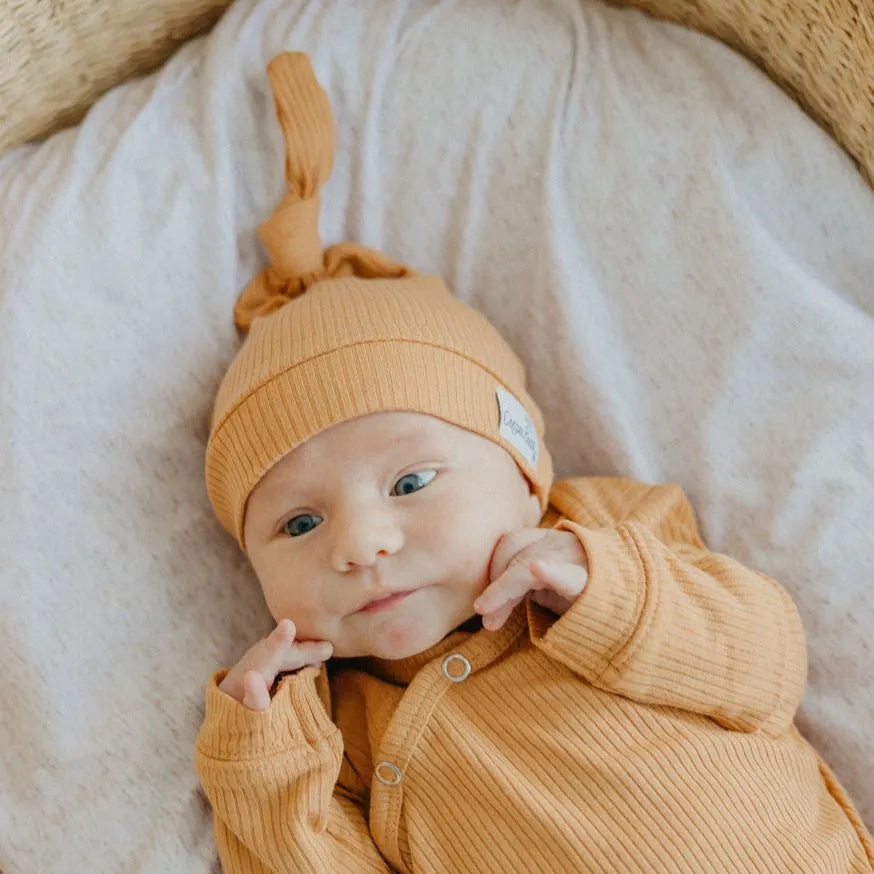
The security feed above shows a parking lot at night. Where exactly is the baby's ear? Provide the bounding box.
[524,490,543,527]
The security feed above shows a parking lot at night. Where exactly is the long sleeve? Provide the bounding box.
[531,477,808,736]
[195,666,392,874]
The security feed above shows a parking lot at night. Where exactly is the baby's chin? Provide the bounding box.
[345,610,472,661]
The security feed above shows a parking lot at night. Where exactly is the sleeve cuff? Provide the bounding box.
[529,521,647,683]
[196,665,335,761]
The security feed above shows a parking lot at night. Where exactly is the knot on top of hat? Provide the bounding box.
[235,241,414,331]
[234,52,414,333]
[260,192,324,279]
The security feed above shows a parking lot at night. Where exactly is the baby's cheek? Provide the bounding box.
[431,502,496,559]
[261,583,320,635]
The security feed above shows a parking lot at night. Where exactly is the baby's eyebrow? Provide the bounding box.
[383,435,431,456]
[382,425,446,453]
[252,473,305,508]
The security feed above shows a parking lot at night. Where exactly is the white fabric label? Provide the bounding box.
[496,386,539,468]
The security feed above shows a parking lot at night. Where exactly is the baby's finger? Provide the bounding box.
[489,529,548,582]
[482,595,525,631]
[251,618,296,672]
[474,562,535,616]
[281,640,333,673]
[242,670,272,711]
[266,618,296,651]
[530,560,588,600]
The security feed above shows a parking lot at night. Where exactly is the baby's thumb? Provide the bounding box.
[241,670,272,711]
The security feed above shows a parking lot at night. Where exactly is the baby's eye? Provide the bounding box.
[392,471,437,497]
[283,514,323,537]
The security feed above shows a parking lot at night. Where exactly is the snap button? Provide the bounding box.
[375,761,403,786]
[441,653,472,683]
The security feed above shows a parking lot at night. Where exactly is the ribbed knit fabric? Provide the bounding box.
[195,477,874,874]
[204,53,553,546]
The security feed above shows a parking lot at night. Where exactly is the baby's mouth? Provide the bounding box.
[355,590,416,614]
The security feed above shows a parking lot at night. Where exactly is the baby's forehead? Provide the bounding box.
[305,411,457,458]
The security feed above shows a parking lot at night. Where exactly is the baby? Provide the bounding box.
[195,54,874,874]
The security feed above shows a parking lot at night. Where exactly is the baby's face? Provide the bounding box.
[243,412,541,660]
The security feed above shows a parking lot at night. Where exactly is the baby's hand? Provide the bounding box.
[218,619,333,711]
[474,529,589,631]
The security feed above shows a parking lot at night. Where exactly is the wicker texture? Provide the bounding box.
[0,0,871,175]
[616,0,874,185]
[0,0,232,153]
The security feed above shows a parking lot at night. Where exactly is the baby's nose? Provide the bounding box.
[331,511,404,573]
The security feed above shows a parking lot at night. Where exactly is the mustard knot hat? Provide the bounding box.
[206,53,553,548]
